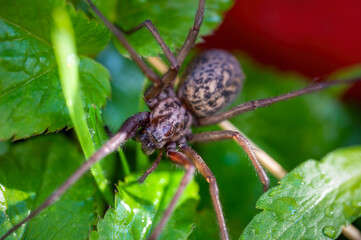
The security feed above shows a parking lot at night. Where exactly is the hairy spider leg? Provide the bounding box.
[145,0,205,100]
[180,145,229,240]
[121,20,178,72]
[191,131,270,192]
[176,0,205,66]
[138,150,163,183]
[86,0,161,87]
[0,112,150,240]
[198,78,361,126]
[148,142,196,240]
[117,19,180,102]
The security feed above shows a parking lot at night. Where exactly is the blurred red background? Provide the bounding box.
[202,0,361,103]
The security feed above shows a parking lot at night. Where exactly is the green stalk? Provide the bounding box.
[118,148,130,176]
[51,7,113,204]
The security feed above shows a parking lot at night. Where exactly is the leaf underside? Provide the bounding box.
[240,146,361,240]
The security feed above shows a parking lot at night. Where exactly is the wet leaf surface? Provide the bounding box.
[240,146,361,240]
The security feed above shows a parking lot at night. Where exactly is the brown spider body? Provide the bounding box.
[136,50,243,155]
[178,49,245,117]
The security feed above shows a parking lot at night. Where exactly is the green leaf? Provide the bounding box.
[0,134,97,239]
[67,4,111,54]
[91,171,199,240]
[0,0,110,140]
[91,0,118,22]
[240,146,361,240]
[92,0,232,57]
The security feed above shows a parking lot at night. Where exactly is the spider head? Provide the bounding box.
[133,113,178,155]
[134,96,193,156]
[134,129,157,155]
[134,123,173,155]
[148,116,175,140]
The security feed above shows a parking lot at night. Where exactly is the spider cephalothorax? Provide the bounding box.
[135,87,193,155]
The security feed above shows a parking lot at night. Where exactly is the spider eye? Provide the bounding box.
[151,131,162,142]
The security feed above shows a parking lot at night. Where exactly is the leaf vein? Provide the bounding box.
[0,65,55,98]
[0,16,51,47]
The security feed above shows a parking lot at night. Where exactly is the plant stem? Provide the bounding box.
[51,7,113,204]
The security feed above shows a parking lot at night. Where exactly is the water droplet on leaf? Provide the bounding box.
[323,226,337,238]
[325,207,334,217]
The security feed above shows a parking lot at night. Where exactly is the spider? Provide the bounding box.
[2,0,360,239]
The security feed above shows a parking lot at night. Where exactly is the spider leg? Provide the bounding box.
[118,19,182,102]
[176,0,205,66]
[180,145,229,240]
[86,0,162,87]
[148,143,195,240]
[197,78,361,126]
[190,130,270,191]
[0,112,150,240]
[144,0,205,100]
[139,149,163,183]
[120,20,179,72]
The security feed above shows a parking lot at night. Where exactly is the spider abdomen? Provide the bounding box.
[178,49,245,117]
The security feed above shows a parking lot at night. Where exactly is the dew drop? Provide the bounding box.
[66,53,78,68]
[323,226,337,238]
[325,207,334,217]
[89,128,96,138]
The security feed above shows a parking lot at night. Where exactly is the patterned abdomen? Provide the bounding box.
[177,49,245,117]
